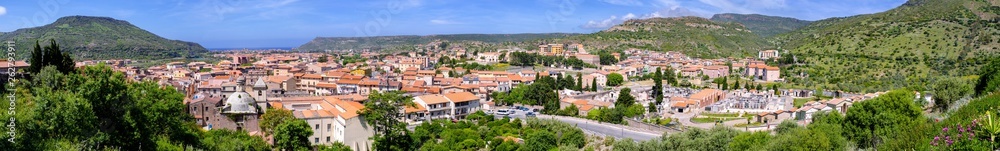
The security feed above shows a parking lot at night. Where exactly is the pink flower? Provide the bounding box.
[943,127,949,132]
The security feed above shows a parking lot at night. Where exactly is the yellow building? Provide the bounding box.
[351,69,365,76]
[549,44,564,55]
[538,44,565,55]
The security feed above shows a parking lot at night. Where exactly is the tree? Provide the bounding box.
[932,77,971,112]
[522,131,558,151]
[576,72,584,91]
[772,84,780,96]
[28,41,43,73]
[318,55,329,63]
[274,119,313,150]
[843,89,923,149]
[647,102,657,112]
[615,88,635,108]
[202,129,271,151]
[607,73,624,87]
[316,142,353,151]
[975,57,1000,96]
[653,67,663,104]
[732,80,740,90]
[591,79,598,91]
[775,120,799,134]
[27,39,75,74]
[624,103,646,117]
[528,83,560,114]
[559,104,580,116]
[359,91,416,151]
[562,74,576,91]
[728,131,771,151]
[721,77,729,90]
[260,108,295,135]
[612,138,639,151]
[663,67,677,86]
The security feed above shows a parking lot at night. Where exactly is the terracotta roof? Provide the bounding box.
[360,79,380,86]
[302,74,322,79]
[417,94,450,104]
[337,79,361,85]
[316,82,338,88]
[0,60,30,68]
[689,89,722,100]
[444,92,478,103]
[672,102,688,108]
[404,104,427,113]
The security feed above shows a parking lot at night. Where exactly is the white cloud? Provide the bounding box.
[581,7,705,29]
[599,0,643,6]
[581,15,618,29]
[622,13,637,19]
[0,6,6,16]
[430,19,458,25]
[698,0,788,14]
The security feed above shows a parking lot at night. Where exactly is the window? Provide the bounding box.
[315,124,319,129]
[327,124,331,132]
[326,137,330,142]
[315,138,319,143]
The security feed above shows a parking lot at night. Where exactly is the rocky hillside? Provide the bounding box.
[710,13,813,37]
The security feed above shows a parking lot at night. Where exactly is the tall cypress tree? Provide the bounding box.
[576,72,583,91]
[28,41,44,73]
[591,79,598,91]
[653,67,663,104]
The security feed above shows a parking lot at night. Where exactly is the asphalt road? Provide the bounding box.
[494,108,661,141]
[536,115,661,141]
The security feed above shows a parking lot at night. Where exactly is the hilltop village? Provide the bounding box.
[59,44,899,150]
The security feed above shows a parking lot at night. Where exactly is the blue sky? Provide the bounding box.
[0,0,907,48]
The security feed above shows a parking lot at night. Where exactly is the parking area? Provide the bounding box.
[487,106,539,119]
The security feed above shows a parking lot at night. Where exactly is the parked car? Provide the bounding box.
[526,112,536,117]
[484,109,493,114]
[495,109,511,115]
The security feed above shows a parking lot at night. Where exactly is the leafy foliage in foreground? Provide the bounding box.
[413,114,586,151]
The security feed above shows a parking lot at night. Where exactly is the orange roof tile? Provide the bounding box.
[417,94,450,104]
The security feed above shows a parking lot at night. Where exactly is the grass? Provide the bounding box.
[691,117,745,123]
[734,122,764,127]
[793,98,812,108]
[699,112,743,118]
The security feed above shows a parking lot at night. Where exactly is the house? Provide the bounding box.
[758,50,779,59]
[444,92,480,119]
[825,98,852,114]
[316,82,338,95]
[187,92,262,133]
[271,96,374,151]
[744,62,781,82]
[413,94,453,120]
[688,89,725,109]
[575,54,600,65]
[478,52,501,63]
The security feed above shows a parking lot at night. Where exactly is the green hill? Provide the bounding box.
[295,33,579,51]
[710,13,813,37]
[0,16,208,60]
[775,0,1000,92]
[562,17,772,58]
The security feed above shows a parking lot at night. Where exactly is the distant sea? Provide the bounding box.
[208,47,294,51]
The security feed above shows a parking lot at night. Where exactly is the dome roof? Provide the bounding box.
[222,92,258,114]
